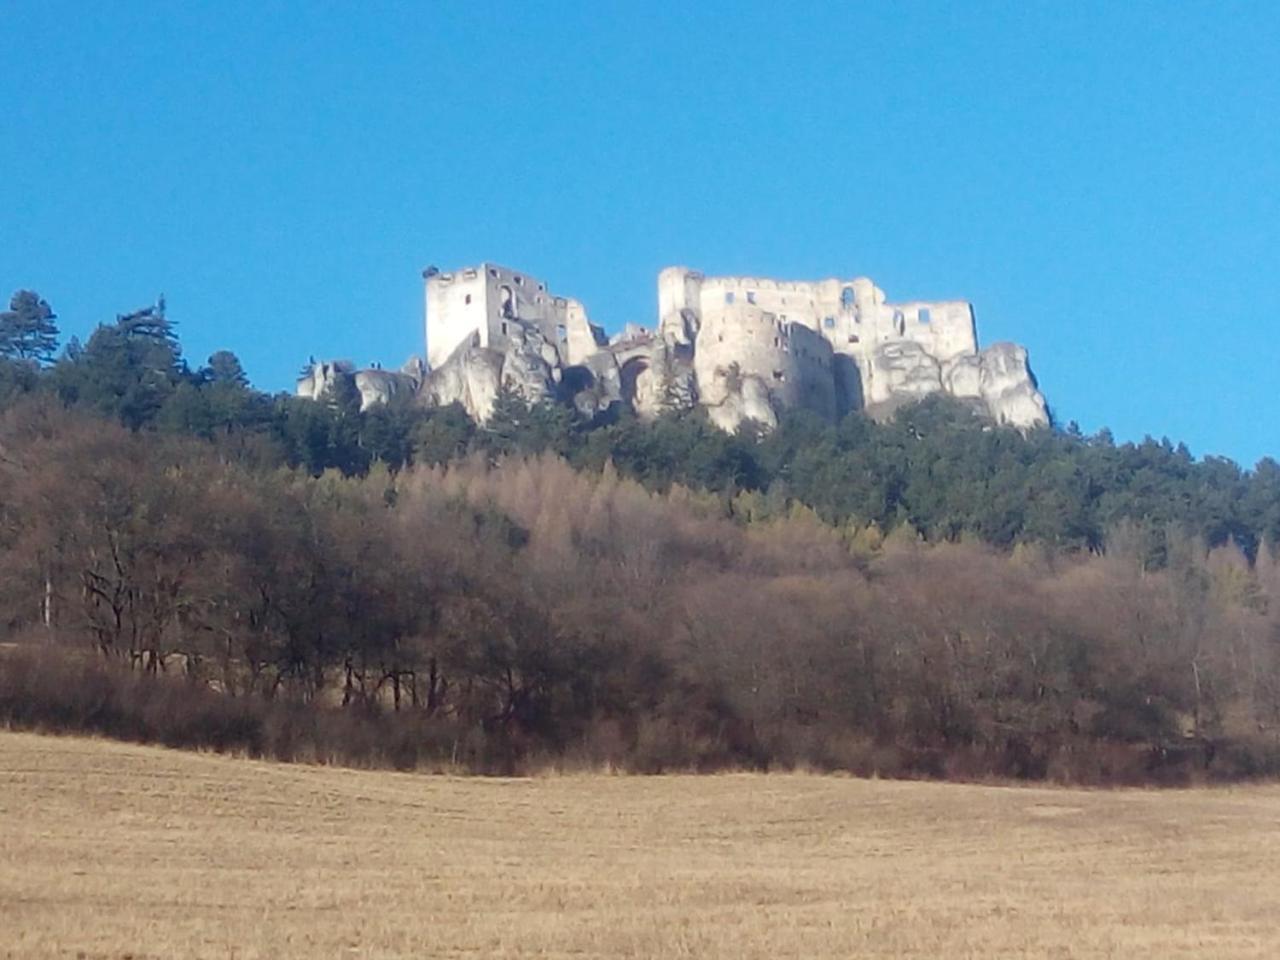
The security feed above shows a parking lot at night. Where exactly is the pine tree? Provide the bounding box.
[206,350,249,387]
[49,297,184,429]
[484,384,532,456]
[0,290,59,364]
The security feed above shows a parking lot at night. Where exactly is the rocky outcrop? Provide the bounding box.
[866,341,945,412]
[296,360,419,412]
[564,352,625,419]
[627,344,697,420]
[416,320,560,422]
[862,341,1047,427]
[942,352,984,402]
[418,344,505,421]
[975,342,1049,429]
[495,322,559,405]
[556,336,700,423]
[353,369,418,409]
[700,366,777,432]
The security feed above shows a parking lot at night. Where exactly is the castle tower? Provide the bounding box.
[425,263,604,370]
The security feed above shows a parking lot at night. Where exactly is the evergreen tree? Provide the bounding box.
[203,350,269,436]
[0,290,59,364]
[0,355,40,411]
[483,384,534,456]
[360,395,417,471]
[205,350,249,387]
[413,403,476,466]
[50,298,185,430]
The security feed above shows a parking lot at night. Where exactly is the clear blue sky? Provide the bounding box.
[3,2,1278,465]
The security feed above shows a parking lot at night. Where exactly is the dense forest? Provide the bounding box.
[2,289,1280,782]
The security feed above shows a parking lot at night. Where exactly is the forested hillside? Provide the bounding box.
[2,290,1279,782]
[3,291,1276,558]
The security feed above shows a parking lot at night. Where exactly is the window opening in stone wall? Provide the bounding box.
[465,294,472,304]
[501,322,509,335]
[488,268,497,277]
[848,334,860,343]
[556,324,567,341]
[841,286,855,310]
[919,308,931,324]
[725,292,735,305]
[824,316,835,328]
[773,369,785,381]
[515,276,524,285]
[500,285,515,319]
[894,310,905,335]
[747,291,756,304]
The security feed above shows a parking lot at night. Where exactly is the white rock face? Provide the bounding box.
[866,341,944,410]
[354,370,417,409]
[631,364,663,417]
[977,342,1049,429]
[941,353,983,401]
[419,344,504,422]
[700,366,778,432]
[296,360,418,412]
[632,353,696,419]
[496,321,559,405]
[416,320,560,423]
[566,352,624,419]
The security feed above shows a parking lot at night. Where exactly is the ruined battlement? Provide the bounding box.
[303,261,1048,433]
[658,267,977,367]
[424,263,602,371]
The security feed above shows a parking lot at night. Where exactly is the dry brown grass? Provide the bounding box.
[2,731,1279,958]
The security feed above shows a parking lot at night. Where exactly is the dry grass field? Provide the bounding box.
[2,731,1279,959]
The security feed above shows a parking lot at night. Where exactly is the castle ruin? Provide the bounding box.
[299,263,1049,432]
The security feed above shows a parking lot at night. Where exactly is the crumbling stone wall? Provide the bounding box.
[303,261,1049,433]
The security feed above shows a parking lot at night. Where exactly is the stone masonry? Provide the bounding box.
[299,263,1049,432]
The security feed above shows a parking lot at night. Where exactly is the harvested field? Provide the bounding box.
[1,730,1278,958]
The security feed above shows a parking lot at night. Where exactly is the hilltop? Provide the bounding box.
[2,287,1280,783]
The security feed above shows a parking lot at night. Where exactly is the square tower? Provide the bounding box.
[425,263,600,369]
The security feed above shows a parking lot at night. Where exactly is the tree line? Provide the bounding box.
[2,289,1275,563]
[1,288,1279,781]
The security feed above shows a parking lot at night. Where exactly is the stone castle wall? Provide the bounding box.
[658,267,978,406]
[425,263,601,369]
[305,261,1048,434]
[693,303,837,429]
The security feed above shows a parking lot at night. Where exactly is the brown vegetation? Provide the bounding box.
[4,730,1280,959]
[2,403,1280,782]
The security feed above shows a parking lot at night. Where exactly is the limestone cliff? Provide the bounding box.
[296,359,420,411]
[418,319,560,422]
